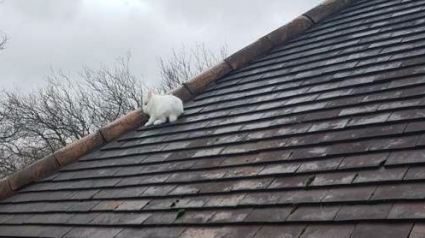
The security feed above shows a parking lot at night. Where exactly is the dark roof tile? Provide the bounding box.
[335,203,393,221]
[67,201,99,212]
[90,213,124,225]
[68,189,99,200]
[388,202,425,219]
[409,224,425,238]
[339,153,388,170]
[327,141,369,155]
[300,224,355,238]
[205,194,245,207]
[386,149,425,166]
[143,212,176,225]
[372,183,425,200]
[143,198,177,210]
[174,196,214,208]
[259,163,300,175]
[142,185,177,196]
[26,213,72,225]
[231,178,274,191]
[179,226,260,238]
[253,225,305,238]
[287,205,341,221]
[64,227,123,238]
[280,189,328,204]
[209,209,253,223]
[91,201,123,211]
[245,207,293,222]
[350,223,413,238]
[404,166,425,181]
[268,175,312,189]
[353,167,408,183]
[36,225,74,238]
[115,200,150,211]
[115,227,186,238]
[174,210,215,224]
[93,187,147,199]
[67,213,100,225]
[322,186,376,202]
[0,225,71,238]
[239,192,283,205]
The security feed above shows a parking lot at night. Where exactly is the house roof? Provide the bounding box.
[2,0,425,237]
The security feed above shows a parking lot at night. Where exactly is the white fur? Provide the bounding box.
[143,91,184,126]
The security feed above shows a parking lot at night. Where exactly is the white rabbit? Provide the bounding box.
[142,91,184,126]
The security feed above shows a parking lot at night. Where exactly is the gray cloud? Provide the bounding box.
[5,0,83,22]
[0,0,322,91]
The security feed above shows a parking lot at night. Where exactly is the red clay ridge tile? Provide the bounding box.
[266,15,314,46]
[169,85,193,102]
[8,154,60,191]
[304,0,355,24]
[183,61,232,95]
[0,179,12,200]
[54,131,105,166]
[99,109,146,142]
[225,37,274,71]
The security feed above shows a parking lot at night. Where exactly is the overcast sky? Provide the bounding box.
[0,0,322,91]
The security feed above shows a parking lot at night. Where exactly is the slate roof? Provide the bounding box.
[2,0,425,237]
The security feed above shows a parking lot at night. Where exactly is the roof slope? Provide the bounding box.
[2,0,425,237]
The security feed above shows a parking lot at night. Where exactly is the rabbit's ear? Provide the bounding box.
[147,91,154,101]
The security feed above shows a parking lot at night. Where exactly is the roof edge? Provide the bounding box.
[0,0,357,201]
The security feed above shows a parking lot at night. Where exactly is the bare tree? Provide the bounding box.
[0,0,7,51]
[0,55,144,177]
[158,43,228,92]
[0,44,227,178]
[0,33,7,51]
[0,36,6,51]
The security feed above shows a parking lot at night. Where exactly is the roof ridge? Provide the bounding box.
[0,0,358,201]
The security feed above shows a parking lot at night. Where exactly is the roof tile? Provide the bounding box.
[245,207,293,222]
[64,227,123,238]
[409,224,425,238]
[91,201,123,211]
[280,189,328,204]
[388,202,425,219]
[339,153,388,169]
[268,175,312,189]
[335,203,393,221]
[353,167,408,183]
[322,186,376,202]
[209,209,253,223]
[386,150,425,166]
[174,210,215,224]
[288,205,341,221]
[253,225,305,238]
[239,192,284,205]
[205,194,245,207]
[300,224,354,238]
[179,226,260,238]
[143,212,176,225]
[115,227,186,238]
[350,223,413,238]
[372,183,425,200]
